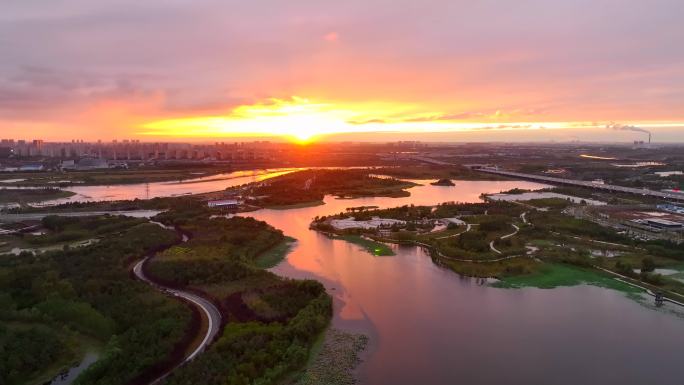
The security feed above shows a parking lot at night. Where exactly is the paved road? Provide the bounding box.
[411,155,684,202]
[132,257,222,378]
[477,168,684,202]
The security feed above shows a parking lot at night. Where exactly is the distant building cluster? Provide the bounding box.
[0,138,283,162]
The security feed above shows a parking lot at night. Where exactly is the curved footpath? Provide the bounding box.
[132,255,222,384]
[490,224,521,254]
[366,211,532,264]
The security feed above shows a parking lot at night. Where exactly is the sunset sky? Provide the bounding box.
[2,0,683,142]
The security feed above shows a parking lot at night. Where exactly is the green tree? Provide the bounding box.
[641,257,656,273]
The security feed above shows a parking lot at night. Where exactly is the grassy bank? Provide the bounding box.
[255,236,297,268]
[333,234,395,256]
[0,188,75,204]
[295,328,368,385]
[492,263,641,293]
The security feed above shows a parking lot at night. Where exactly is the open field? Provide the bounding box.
[1,167,233,187]
[492,263,640,292]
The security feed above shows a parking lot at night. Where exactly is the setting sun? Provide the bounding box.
[138,96,616,142]
[140,97,353,143]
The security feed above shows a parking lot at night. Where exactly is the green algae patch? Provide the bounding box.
[492,263,642,294]
[335,234,395,256]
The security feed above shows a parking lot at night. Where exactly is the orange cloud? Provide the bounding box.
[323,32,339,42]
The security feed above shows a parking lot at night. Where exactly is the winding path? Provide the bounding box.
[435,223,473,239]
[490,224,521,254]
[132,252,221,383]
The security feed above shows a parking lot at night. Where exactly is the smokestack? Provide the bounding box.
[649,133,651,144]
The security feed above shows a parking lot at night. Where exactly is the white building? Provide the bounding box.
[207,199,240,208]
[330,216,406,230]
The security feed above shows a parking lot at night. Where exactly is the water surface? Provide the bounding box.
[40,168,301,205]
[243,180,684,385]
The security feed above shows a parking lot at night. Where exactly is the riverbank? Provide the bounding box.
[295,328,368,385]
[325,233,395,256]
[492,263,641,293]
[140,207,333,385]
[238,169,418,208]
[255,236,298,268]
[0,188,75,204]
[239,179,684,385]
[2,167,234,187]
[265,200,325,210]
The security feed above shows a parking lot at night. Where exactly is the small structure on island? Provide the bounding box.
[441,218,466,226]
[207,199,240,209]
[431,179,455,186]
[329,216,406,230]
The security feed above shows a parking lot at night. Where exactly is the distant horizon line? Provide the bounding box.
[2,138,683,145]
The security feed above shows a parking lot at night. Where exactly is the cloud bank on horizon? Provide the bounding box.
[1,0,683,142]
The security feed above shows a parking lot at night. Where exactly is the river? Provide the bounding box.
[242,180,684,385]
[35,168,302,206]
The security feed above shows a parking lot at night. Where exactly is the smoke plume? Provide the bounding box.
[606,122,651,135]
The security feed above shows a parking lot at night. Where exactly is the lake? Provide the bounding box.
[242,180,684,385]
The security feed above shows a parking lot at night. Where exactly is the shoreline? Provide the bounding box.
[295,328,368,385]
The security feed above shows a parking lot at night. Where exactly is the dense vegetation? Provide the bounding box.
[144,207,332,385]
[25,215,145,246]
[164,290,330,385]
[1,197,332,385]
[314,199,684,293]
[0,188,74,204]
[318,202,526,257]
[0,324,66,385]
[239,169,416,207]
[0,216,192,385]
